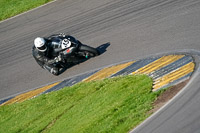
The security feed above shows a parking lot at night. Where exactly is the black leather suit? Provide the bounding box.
[32,34,64,75]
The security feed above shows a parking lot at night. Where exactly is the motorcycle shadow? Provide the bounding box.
[96,42,110,55]
[58,42,110,75]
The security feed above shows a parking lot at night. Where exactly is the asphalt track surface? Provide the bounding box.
[1,0,200,132]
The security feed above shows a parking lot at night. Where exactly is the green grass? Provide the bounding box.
[0,0,52,21]
[0,75,162,133]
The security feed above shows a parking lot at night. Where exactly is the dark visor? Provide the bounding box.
[38,45,46,50]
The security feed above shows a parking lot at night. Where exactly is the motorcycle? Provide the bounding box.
[49,35,100,68]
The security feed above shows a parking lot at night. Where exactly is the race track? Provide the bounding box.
[1,0,200,132]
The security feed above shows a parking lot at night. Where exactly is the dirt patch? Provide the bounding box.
[150,79,190,113]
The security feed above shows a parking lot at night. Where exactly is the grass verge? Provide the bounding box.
[0,75,163,133]
[0,0,53,21]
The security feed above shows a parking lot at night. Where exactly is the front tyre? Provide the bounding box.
[79,44,100,57]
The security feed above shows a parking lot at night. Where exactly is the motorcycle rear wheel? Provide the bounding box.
[79,44,100,57]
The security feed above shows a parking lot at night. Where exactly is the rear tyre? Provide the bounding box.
[79,44,100,57]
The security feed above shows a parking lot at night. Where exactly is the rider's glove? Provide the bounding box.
[59,33,66,37]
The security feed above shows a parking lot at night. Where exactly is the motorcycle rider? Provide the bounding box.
[32,33,66,75]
